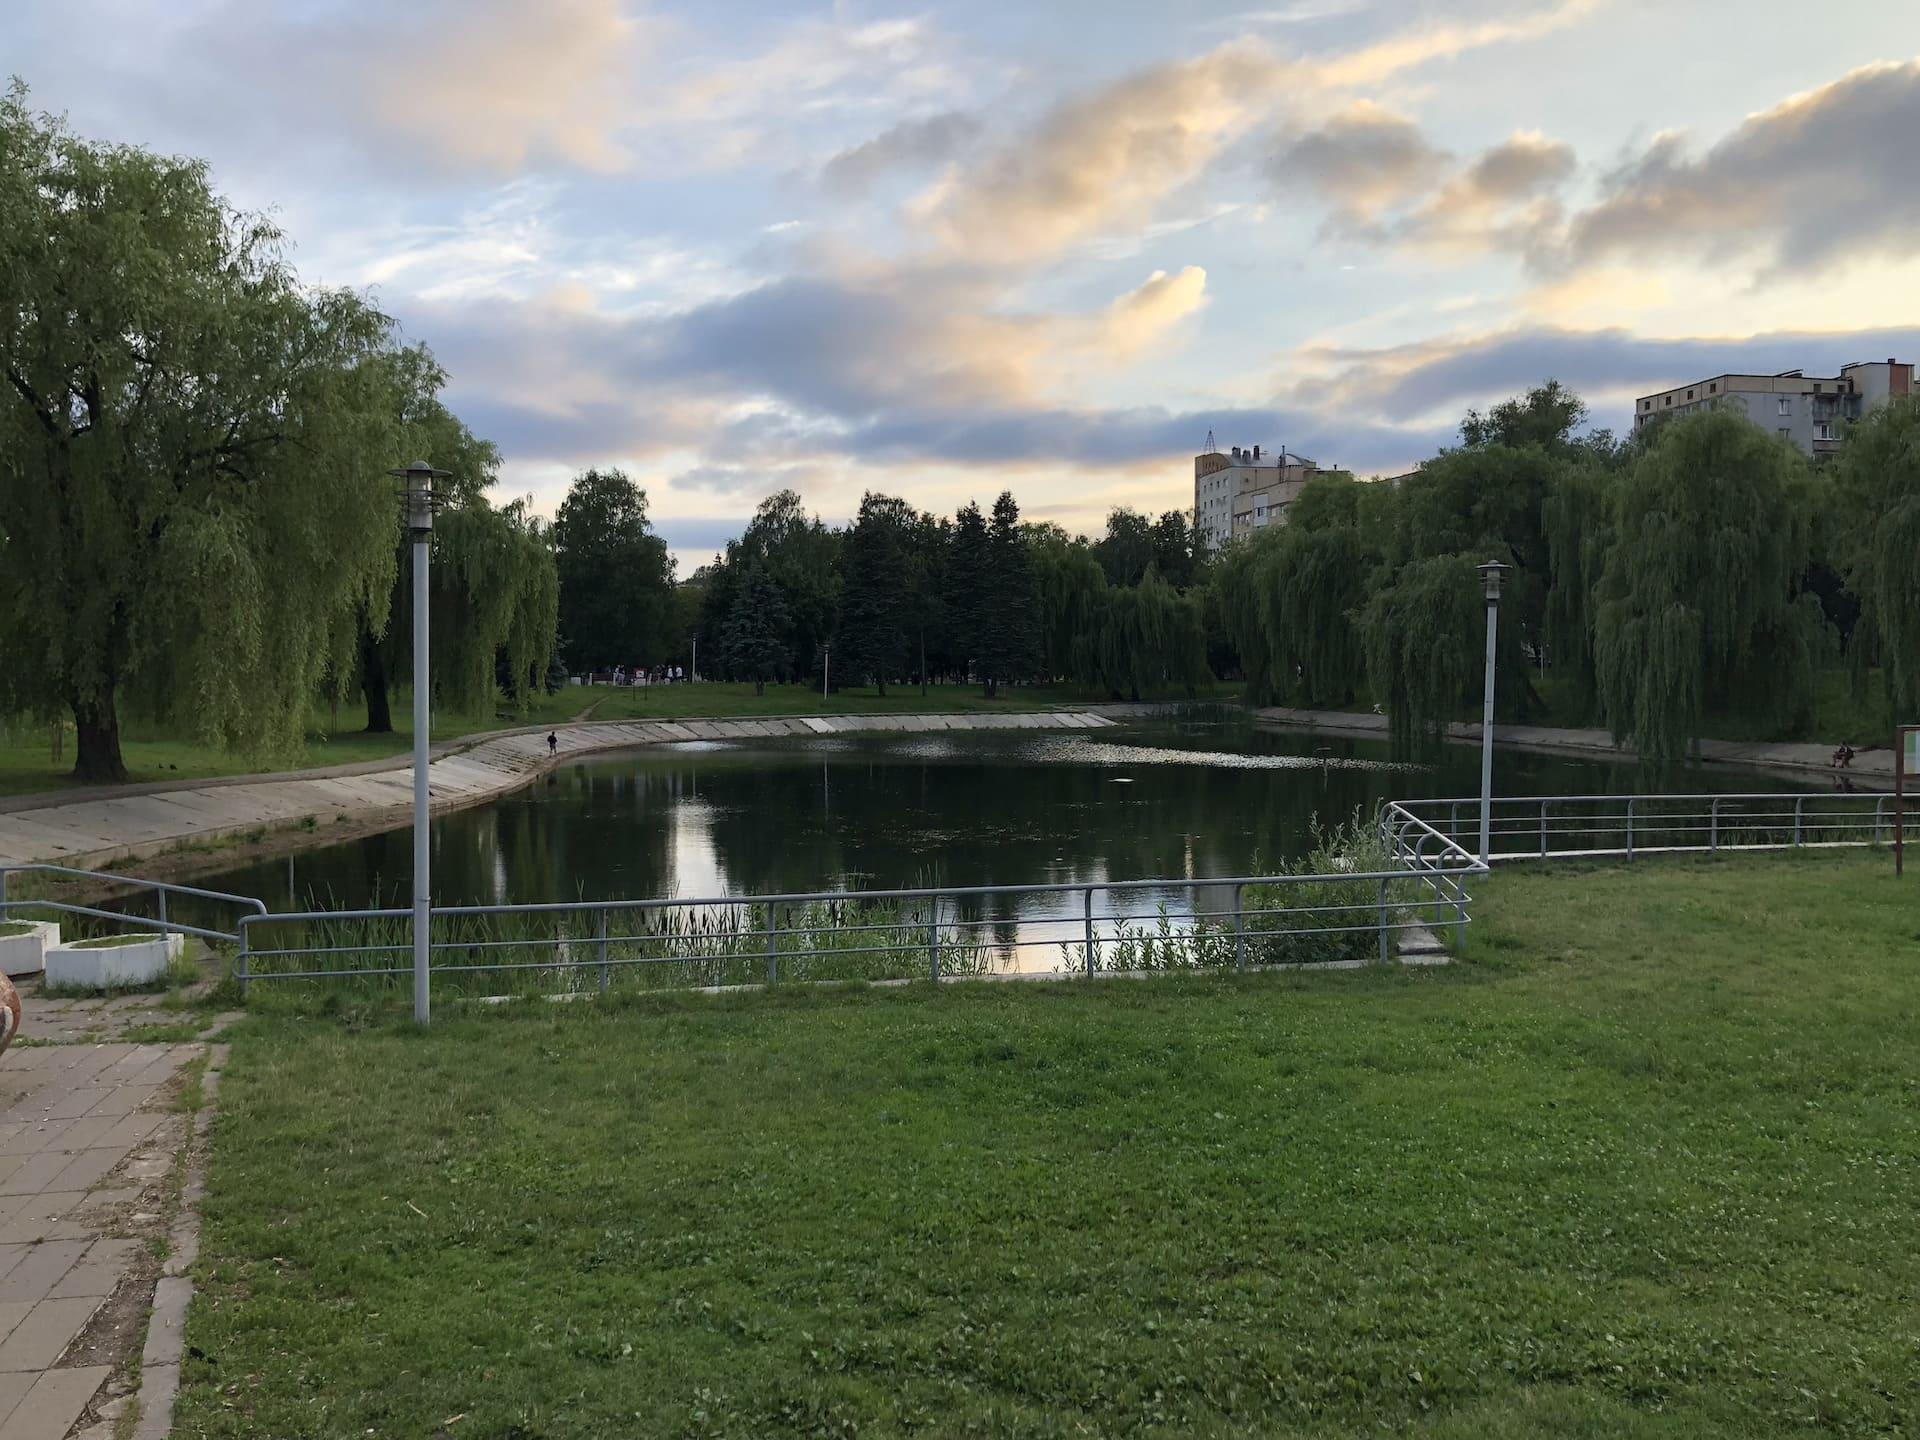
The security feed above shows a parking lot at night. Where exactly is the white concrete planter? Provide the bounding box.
[0,921,59,978]
[44,931,184,990]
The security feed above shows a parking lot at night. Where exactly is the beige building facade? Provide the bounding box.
[1633,358,1914,459]
[1193,444,1336,552]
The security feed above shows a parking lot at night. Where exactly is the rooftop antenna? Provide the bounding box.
[1203,429,1218,454]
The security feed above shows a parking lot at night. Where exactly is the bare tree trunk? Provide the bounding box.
[71,685,127,784]
[361,632,394,734]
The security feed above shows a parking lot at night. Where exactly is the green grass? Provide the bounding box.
[175,849,1916,1437]
[0,920,36,937]
[0,691,603,799]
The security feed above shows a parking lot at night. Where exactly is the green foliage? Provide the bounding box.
[552,468,674,672]
[976,492,1042,695]
[833,493,913,694]
[1593,410,1826,762]
[721,563,792,694]
[1359,554,1487,751]
[1832,397,1920,724]
[1080,568,1209,701]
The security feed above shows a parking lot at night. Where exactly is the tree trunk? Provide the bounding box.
[755,678,766,697]
[875,675,887,698]
[361,632,394,733]
[919,631,928,697]
[71,685,127,784]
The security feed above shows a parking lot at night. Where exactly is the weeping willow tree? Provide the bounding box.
[1357,554,1490,752]
[1540,461,1617,721]
[1593,409,1827,763]
[1079,569,1209,701]
[1031,538,1107,681]
[1832,397,1920,725]
[1211,535,1279,701]
[422,501,558,715]
[0,84,405,779]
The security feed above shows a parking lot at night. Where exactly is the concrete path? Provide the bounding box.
[1254,707,1893,784]
[0,1014,202,1439]
[0,711,1121,871]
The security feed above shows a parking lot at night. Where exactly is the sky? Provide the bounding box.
[6,0,1920,568]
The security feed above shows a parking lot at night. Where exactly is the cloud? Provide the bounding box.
[1404,131,1574,254]
[818,111,983,196]
[917,40,1279,263]
[1268,102,1450,232]
[1293,322,1920,424]
[1557,58,1920,273]
[1316,0,1604,88]
[1102,267,1211,355]
[191,0,645,176]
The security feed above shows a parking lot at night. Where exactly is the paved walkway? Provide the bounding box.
[0,1010,205,1438]
[0,711,1121,871]
[1254,707,1893,784]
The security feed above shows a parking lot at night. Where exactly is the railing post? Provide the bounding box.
[1876,795,1888,845]
[596,909,610,994]
[236,918,251,1002]
[1232,882,1246,972]
[157,887,168,931]
[1083,888,1096,976]
[1710,797,1720,852]
[1539,799,1548,858]
[1793,795,1804,847]
[0,868,8,912]
[1377,879,1389,965]
[767,903,780,986]
[1449,801,1460,843]
[927,896,941,983]
[1625,798,1635,861]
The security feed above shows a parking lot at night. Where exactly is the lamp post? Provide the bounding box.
[391,460,449,1025]
[690,637,697,684]
[822,644,830,701]
[1477,560,1509,867]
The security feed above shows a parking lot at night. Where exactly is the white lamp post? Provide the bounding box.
[392,460,449,1024]
[822,644,830,701]
[1477,560,1510,867]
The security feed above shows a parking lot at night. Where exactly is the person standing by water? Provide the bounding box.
[547,732,558,756]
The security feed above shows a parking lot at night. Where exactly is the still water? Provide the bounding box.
[191,716,1805,914]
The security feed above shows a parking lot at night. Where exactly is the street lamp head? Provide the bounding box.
[1478,559,1510,602]
[389,460,452,536]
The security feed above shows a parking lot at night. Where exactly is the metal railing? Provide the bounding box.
[233,843,1484,997]
[1390,792,1892,863]
[0,863,267,946]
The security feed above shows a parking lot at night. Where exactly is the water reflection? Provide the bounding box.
[192,718,1804,926]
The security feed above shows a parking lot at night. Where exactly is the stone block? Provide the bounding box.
[42,934,182,992]
[0,924,57,979]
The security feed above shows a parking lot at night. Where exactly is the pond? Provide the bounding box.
[191,714,1806,916]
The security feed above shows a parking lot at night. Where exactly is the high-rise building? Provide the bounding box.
[1632,359,1913,459]
[1193,442,1335,552]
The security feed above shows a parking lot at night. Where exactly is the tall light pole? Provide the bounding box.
[690,637,697,683]
[392,461,449,1024]
[822,644,830,701]
[1477,560,1509,867]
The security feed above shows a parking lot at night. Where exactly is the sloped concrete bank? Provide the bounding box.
[1253,707,1891,784]
[0,712,1123,872]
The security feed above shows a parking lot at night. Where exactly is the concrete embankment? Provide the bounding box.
[1253,706,1891,784]
[0,711,1122,871]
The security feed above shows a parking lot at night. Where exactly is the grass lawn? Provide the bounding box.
[0,691,601,799]
[176,849,1916,1437]
[0,683,1238,800]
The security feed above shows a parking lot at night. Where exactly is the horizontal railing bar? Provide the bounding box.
[0,899,238,945]
[0,864,268,912]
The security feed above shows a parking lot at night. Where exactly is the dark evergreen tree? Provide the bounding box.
[947,501,991,686]
[978,492,1041,697]
[721,564,791,696]
[835,493,913,695]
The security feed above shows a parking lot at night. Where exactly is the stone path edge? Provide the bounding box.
[0,710,1131,871]
[125,1043,224,1440]
[1253,706,1891,783]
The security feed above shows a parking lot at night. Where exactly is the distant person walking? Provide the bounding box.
[547,731,558,756]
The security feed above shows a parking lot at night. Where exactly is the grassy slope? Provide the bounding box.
[0,682,1232,799]
[176,849,1916,1438]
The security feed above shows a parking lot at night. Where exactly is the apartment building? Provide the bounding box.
[1633,358,1914,459]
[1193,442,1335,552]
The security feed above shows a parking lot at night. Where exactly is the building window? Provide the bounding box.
[1777,397,1791,415]
[1686,389,1694,399]
[1814,423,1833,441]
[1778,427,1791,440]
[1710,383,1718,394]
[1641,399,1651,411]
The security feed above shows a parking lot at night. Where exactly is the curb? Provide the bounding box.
[127,1041,226,1440]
